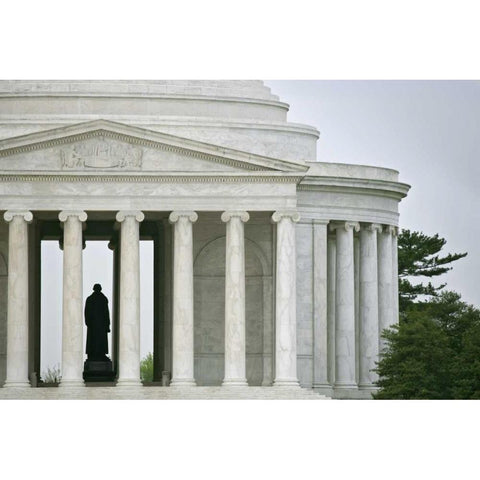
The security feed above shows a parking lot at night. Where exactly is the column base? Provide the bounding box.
[334,382,358,389]
[58,380,85,388]
[313,383,333,397]
[222,379,248,387]
[116,379,143,387]
[358,383,379,391]
[3,381,31,388]
[333,384,360,399]
[273,379,300,387]
[170,378,196,387]
[357,384,380,399]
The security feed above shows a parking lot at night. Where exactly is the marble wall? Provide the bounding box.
[192,215,273,386]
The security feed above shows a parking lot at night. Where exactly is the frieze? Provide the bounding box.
[60,137,143,170]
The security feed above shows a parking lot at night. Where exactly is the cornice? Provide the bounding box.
[0,91,290,110]
[0,172,304,184]
[297,176,410,200]
[0,115,320,137]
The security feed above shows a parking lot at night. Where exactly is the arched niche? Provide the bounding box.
[193,236,270,386]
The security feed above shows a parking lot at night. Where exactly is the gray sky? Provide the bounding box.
[265,81,480,308]
[41,80,479,372]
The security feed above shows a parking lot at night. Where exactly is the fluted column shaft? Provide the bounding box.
[359,223,381,389]
[116,210,144,386]
[169,211,198,386]
[327,233,336,385]
[378,226,394,354]
[392,228,399,323]
[222,211,249,386]
[58,210,87,387]
[330,221,359,389]
[313,220,329,388]
[272,211,300,387]
[3,211,33,388]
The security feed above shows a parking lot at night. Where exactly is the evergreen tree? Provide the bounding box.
[398,229,467,313]
[374,292,480,399]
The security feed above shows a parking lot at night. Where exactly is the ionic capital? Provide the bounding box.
[115,210,145,223]
[168,211,198,224]
[388,225,399,237]
[271,210,300,224]
[380,225,398,236]
[329,221,360,233]
[363,223,383,233]
[58,210,88,223]
[221,210,250,223]
[4,210,33,224]
[312,219,330,226]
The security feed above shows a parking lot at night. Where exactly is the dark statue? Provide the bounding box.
[85,283,110,360]
[83,284,114,381]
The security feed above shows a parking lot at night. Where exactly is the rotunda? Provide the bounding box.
[0,80,409,399]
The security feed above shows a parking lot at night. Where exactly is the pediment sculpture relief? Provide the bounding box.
[60,137,143,170]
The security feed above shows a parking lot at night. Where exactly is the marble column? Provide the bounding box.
[58,210,87,387]
[392,227,399,323]
[358,223,382,390]
[378,225,394,354]
[221,211,249,386]
[169,211,198,386]
[327,233,336,385]
[313,220,329,389]
[330,221,359,390]
[116,210,144,386]
[3,211,33,388]
[272,211,300,387]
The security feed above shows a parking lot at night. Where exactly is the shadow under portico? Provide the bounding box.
[34,211,166,386]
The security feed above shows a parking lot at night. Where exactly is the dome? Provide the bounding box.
[0,80,319,162]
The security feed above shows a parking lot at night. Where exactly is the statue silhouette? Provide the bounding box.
[85,284,110,361]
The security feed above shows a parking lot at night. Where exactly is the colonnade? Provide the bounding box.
[2,211,398,393]
[1,209,300,388]
[325,221,398,393]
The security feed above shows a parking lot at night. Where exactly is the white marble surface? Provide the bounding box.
[272,211,300,386]
[0,81,409,399]
[192,218,271,386]
[358,224,381,389]
[327,234,337,387]
[58,211,87,387]
[116,210,144,386]
[392,228,399,324]
[313,220,329,388]
[221,211,249,386]
[378,226,394,355]
[2,211,32,387]
[330,221,359,389]
[169,211,197,386]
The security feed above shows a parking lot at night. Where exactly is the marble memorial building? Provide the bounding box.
[0,81,409,399]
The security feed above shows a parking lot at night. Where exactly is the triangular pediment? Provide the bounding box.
[0,120,308,174]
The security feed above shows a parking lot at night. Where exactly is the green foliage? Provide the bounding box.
[42,364,61,384]
[398,229,467,313]
[140,352,154,383]
[374,292,480,399]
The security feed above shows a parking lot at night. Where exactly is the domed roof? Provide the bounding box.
[0,80,280,102]
[0,80,319,162]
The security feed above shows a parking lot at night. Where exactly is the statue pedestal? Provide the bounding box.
[83,357,115,382]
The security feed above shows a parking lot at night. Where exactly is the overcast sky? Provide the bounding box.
[265,81,479,308]
[41,80,479,372]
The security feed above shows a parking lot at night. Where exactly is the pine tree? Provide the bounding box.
[375,292,480,399]
[398,229,467,313]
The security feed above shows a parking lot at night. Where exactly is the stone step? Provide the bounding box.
[0,386,330,400]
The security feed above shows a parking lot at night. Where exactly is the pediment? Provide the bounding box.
[0,120,308,174]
